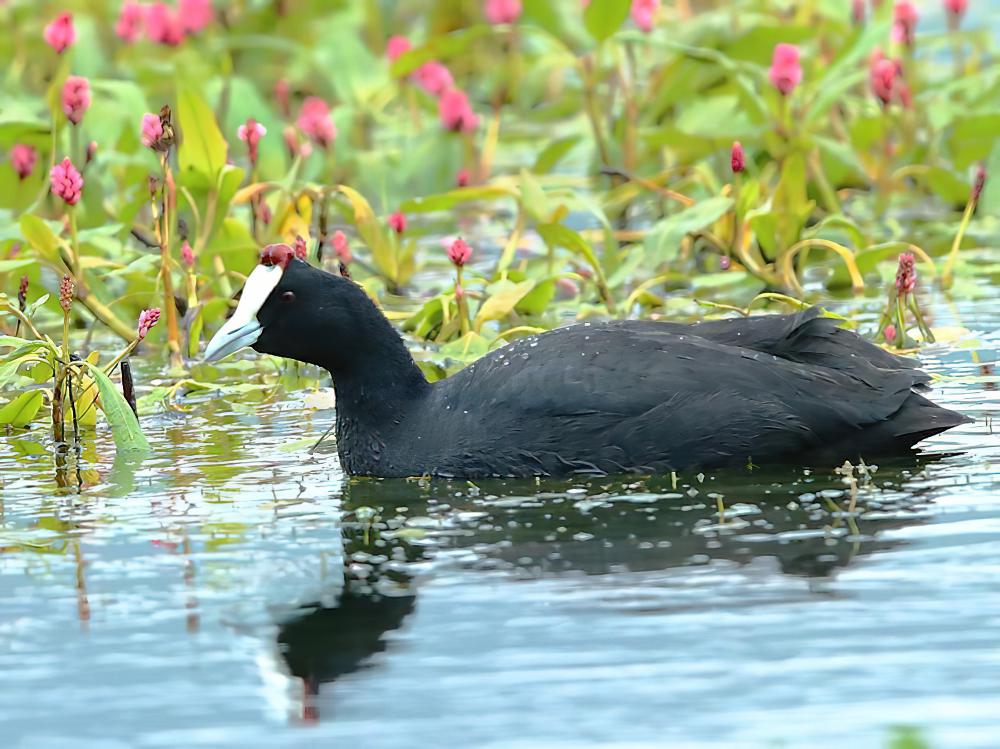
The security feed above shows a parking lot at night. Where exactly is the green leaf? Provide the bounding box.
[0,390,45,428]
[644,197,734,266]
[583,0,632,43]
[338,185,397,282]
[519,169,551,223]
[177,86,228,185]
[475,280,536,330]
[83,362,151,453]
[533,136,580,174]
[19,214,65,267]
[400,186,517,213]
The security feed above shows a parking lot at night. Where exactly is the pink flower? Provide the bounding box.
[884,324,897,342]
[283,126,312,159]
[944,0,968,20]
[413,61,454,97]
[895,252,916,294]
[484,0,522,24]
[386,35,411,62]
[116,2,146,43]
[44,12,76,54]
[388,212,407,234]
[870,58,898,107]
[631,0,659,32]
[62,76,91,126]
[332,231,351,263]
[237,119,267,166]
[297,97,337,149]
[730,141,745,173]
[59,275,75,313]
[181,240,195,267]
[439,89,479,132]
[852,0,865,23]
[178,0,213,34]
[141,112,163,148]
[10,144,37,180]
[768,44,802,96]
[448,237,472,267]
[50,157,83,206]
[293,234,308,260]
[456,168,471,187]
[145,2,185,46]
[137,308,161,340]
[892,1,918,47]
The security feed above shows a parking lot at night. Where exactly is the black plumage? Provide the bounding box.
[241,259,970,478]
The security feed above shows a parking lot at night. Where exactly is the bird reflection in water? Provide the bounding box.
[276,454,948,722]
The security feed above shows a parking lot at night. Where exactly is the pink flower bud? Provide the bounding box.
[630,0,659,32]
[944,0,968,20]
[274,79,291,119]
[10,144,37,180]
[237,119,267,166]
[892,1,918,47]
[86,141,98,164]
[18,275,29,308]
[556,277,579,298]
[116,2,145,43]
[730,141,745,173]
[59,275,75,313]
[456,168,471,187]
[296,97,336,149]
[884,324,897,342]
[455,282,465,300]
[141,112,163,149]
[852,0,865,24]
[895,252,916,295]
[448,237,472,267]
[44,12,76,54]
[332,231,351,263]
[386,35,411,62]
[145,3,185,46]
[768,43,802,96]
[293,234,308,260]
[413,62,454,98]
[484,0,523,24]
[388,212,407,234]
[62,76,91,126]
[720,256,732,270]
[972,164,987,206]
[50,157,83,206]
[438,89,479,132]
[181,240,195,268]
[137,308,161,340]
[178,0,214,34]
[870,58,898,107]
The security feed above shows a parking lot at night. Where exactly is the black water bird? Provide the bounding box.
[204,244,969,478]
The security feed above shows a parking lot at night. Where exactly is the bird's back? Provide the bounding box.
[389,309,967,477]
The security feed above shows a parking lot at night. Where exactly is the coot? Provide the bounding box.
[205,244,969,478]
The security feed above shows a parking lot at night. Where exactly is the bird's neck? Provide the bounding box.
[323,312,430,475]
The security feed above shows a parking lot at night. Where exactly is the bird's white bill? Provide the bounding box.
[203,264,282,362]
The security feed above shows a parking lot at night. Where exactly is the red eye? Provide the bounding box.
[260,243,296,269]
[281,291,295,303]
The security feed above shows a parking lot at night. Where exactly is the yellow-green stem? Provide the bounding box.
[941,197,976,289]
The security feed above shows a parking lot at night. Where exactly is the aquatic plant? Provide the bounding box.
[0,0,996,452]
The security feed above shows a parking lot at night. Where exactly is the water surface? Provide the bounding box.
[1,295,998,748]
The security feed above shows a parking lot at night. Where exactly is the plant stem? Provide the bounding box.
[69,208,80,278]
[941,196,976,289]
[159,155,181,364]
